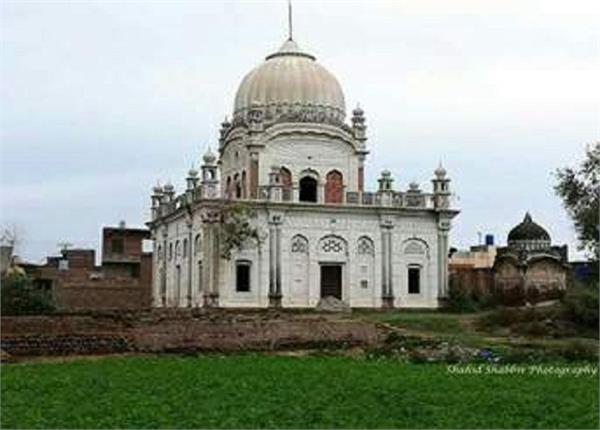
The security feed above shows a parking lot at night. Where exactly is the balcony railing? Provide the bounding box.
[154,186,447,220]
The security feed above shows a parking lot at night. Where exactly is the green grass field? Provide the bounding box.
[1,355,598,429]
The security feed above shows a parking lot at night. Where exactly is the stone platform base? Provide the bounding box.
[0,310,380,358]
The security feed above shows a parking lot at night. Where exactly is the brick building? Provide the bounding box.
[22,224,152,311]
[449,244,496,297]
[449,213,569,305]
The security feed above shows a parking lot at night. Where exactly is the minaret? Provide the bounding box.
[163,182,175,203]
[377,169,394,206]
[186,164,199,203]
[432,163,451,209]
[200,147,219,199]
[268,165,283,202]
[351,104,367,147]
[151,183,164,220]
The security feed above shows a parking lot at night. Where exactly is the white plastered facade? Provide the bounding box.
[148,36,458,309]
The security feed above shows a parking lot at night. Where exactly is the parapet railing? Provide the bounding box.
[156,187,448,219]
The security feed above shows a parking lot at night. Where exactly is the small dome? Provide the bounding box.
[203,147,216,164]
[188,167,198,178]
[409,181,420,191]
[152,183,163,194]
[508,213,551,244]
[233,39,346,123]
[435,163,447,178]
[381,169,391,178]
[163,182,174,193]
[352,104,364,117]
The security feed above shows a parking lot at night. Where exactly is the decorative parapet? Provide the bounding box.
[152,185,457,221]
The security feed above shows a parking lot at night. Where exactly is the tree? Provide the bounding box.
[218,203,263,260]
[554,143,599,262]
[1,271,55,316]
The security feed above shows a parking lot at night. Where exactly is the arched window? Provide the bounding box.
[325,170,343,204]
[241,171,247,199]
[183,238,188,258]
[291,234,309,254]
[280,167,292,201]
[168,243,173,261]
[299,176,318,203]
[175,240,181,259]
[357,236,375,291]
[226,177,232,199]
[357,236,374,256]
[234,174,241,199]
[194,234,202,255]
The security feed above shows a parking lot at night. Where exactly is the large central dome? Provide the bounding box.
[233,39,346,123]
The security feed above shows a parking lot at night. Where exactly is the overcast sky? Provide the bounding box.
[1,0,598,262]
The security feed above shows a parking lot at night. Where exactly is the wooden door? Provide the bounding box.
[321,265,342,299]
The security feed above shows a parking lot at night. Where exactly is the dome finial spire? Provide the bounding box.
[288,0,293,41]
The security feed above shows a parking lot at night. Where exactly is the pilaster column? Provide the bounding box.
[161,227,168,307]
[249,152,259,199]
[269,224,276,299]
[437,216,451,302]
[268,213,283,307]
[380,217,395,308]
[150,231,159,307]
[202,210,221,307]
[387,227,394,299]
[381,230,388,297]
[358,156,365,192]
[318,182,325,204]
[186,219,193,307]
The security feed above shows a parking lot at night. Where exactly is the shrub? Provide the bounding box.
[556,339,598,361]
[561,280,599,330]
[445,284,478,313]
[0,272,55,316]
[478,307,523,329]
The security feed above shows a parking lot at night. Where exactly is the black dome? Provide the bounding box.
[507,213,551,243]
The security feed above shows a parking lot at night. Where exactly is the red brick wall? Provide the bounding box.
[0,311,380,357]
[140,253,153,288]
[102,228,150,263]
[63,250,95,270]
[449,267,494,296]
[53,284,151,311]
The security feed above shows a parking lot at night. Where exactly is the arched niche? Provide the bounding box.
[325,170,343,204]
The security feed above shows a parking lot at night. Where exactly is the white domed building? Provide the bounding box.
[148,28,459,309]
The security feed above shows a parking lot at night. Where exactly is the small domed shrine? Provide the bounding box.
[507,212,551,250]
[493,213,568,303]
[147,7,458,309]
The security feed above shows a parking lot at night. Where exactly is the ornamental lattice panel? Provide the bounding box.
[321,236,346,254]
[357,237,374,255]
[291,235,309,254]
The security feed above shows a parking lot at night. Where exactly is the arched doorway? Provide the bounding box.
[241,171,247,199]
[234,174,241,199]
[299,176,317,202]
[226,177,232,199]
[325,170,343,204]
[280,167,292,201]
